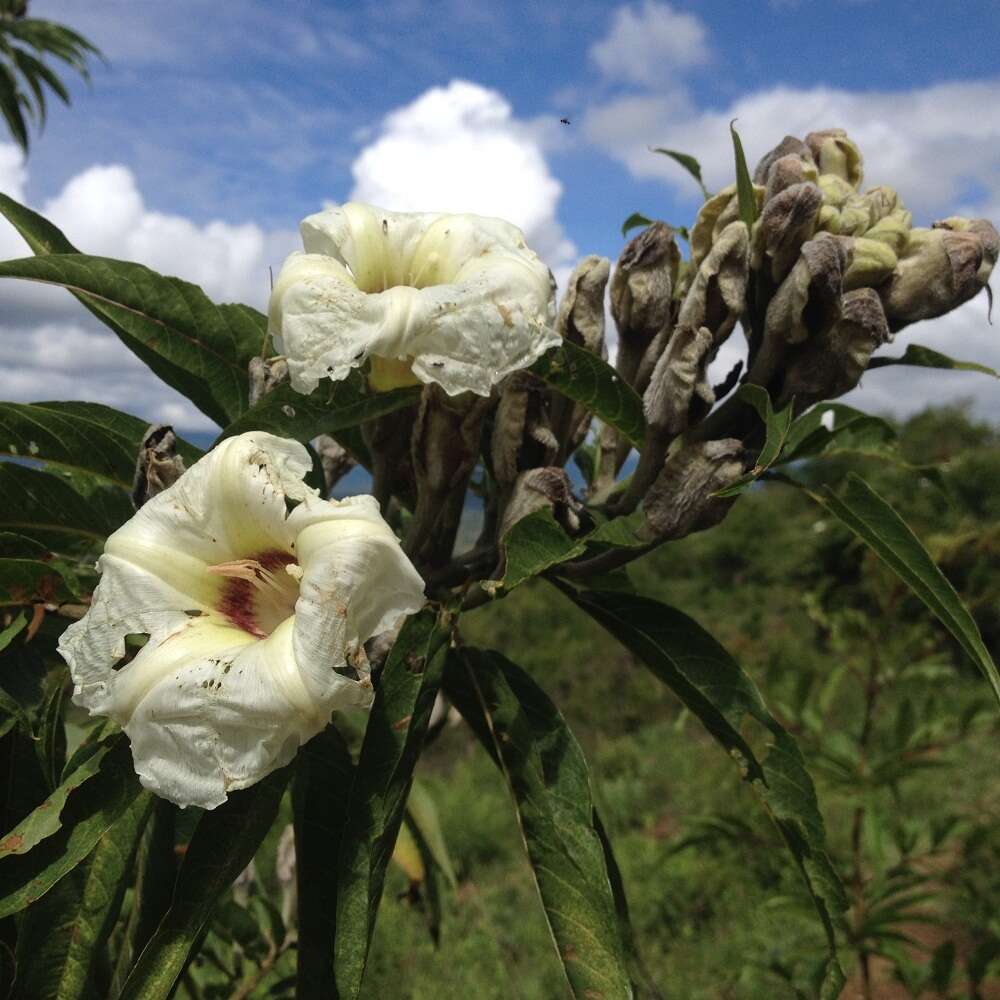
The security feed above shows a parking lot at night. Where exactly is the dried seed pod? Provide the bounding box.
[881,226,989,331]
[638,439,745,542]
[757,181,823,281]
[805,129,863,188]
[778,288,891,409]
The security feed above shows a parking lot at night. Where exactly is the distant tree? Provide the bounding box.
[0,0,102,155]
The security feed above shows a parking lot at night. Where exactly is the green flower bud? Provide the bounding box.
[861,186,901,226]
[864,208,912,255]
[818,173,855,209]
[837,195,874,237]
[817,204,842,234]
[843,237,898,291]
[805,129,863,188]
[881,226,988,331]
[690,183,763,270]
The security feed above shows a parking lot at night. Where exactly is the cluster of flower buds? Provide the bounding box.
[601,128,997,536]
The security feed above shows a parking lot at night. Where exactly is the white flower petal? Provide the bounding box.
[270,202,559,397]
[59,433,426,810]
[122,617,335,809]
[286,495,426,701]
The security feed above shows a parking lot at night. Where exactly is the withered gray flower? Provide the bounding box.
[757,181,823,281]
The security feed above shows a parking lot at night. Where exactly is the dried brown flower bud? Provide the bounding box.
[762,153,820,203]
[638,439,745,542]
[678,221,750,347]
[843,237,898,291]
[559,255,611,355]
[131,425,187,509]
[757,181,823,281]
[491,372,557,487]
[753,135,814,184]
[248,355,289,406]
[933,217,999,284]
[778,288,891,408]
[314,434,356,495]
[643,325,716,437]
[805,129,863,188]
[552,255,611,461]
[498,467,584,539]
[881,226,988,331]
[611,224,680,381]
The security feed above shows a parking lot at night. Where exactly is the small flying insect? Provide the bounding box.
[560,117,571,125]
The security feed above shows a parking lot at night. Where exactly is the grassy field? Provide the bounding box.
[357,406,1000,999]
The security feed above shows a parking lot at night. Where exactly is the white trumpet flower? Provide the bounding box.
[58,432,425,809]
[268,202,559,397]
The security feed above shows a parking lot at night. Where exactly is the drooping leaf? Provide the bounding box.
[650,147,710,200]
[405,779,457,892]
[0,214,265,424]
[564,587,847,998]
[621,212,654,238]
[0,400,203,489]
[333,607,453,998]
[805,474,1000,706]
[867,343,1000,380]
[215,373,421,445]
[714,384,794,496]
[0,462,132,553]
[532,340,646,448]
[292,724,355,1000]
[119,766,291,1000]
[0,735,143,919]
[0,741,111,858]
[444,647,635,999]
[13,791,153,1000]
[729,121,759,229]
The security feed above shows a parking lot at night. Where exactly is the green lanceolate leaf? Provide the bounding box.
[780,403,897,464]
[110,800,178,996]
[405,780,457,892]
[0,401,203,490]
[333,607,453,998]
[650,147,710,200]
[621,212,654,238]
[215,372,421,446]
[0,462,132,553]
[0,735,143,919]
[119,766,291,1000]
[806,473,1000,707]
[565,588,847,998]
[0,191,77,255]
[0,741,111,858]
[292,725,355,1000]
[532,339,646,449]
[490,508,588,594]
[0,252,265,426]
[714,384,794,496]
[867,343,1000,380]
[729,121,759,229]
[13,791,153,1000]
[444,647,635,1000]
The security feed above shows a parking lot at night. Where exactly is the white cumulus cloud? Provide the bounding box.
[0,146,297,430]
[589,1,709,87]
[349,80,576,275]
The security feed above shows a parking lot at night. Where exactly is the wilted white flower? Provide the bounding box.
[268,202,559,398]
[59,432,425,809]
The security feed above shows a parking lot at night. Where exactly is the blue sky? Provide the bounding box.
[1,0,999,429]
